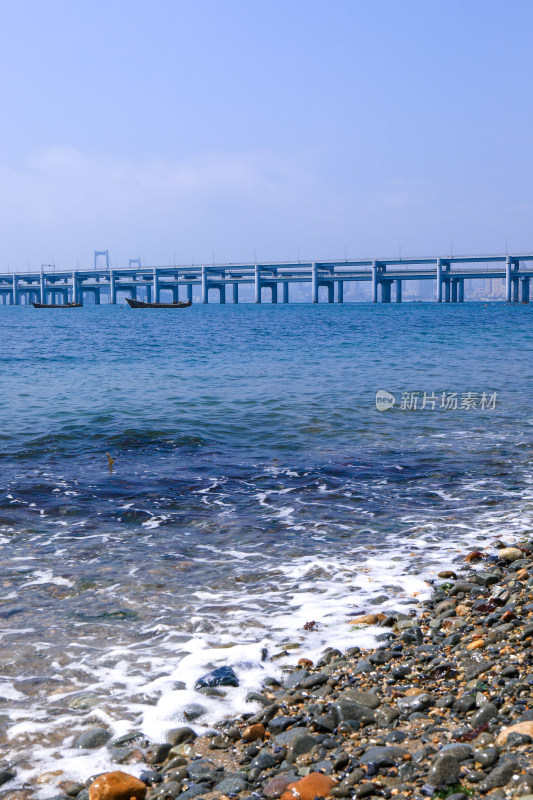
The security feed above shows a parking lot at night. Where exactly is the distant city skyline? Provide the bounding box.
[0,0,532,270]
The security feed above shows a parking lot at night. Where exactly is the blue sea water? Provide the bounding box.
[0,302,532,787]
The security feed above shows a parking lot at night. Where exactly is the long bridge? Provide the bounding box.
[1,251,533,305]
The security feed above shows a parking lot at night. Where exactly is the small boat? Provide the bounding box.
[32,302,83,308]
[126,298,192,309]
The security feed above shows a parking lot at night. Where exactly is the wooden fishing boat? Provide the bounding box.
[32,302,83,308]
[126,298,192,308]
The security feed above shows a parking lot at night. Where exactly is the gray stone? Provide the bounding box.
[74,727,112,749]
[151,743,172,764]
[478,760,521,791]
[183,704,206,721]
[401,627,424,645]
[360,746,407,767]
[333,700,375,724]
[397,693,432,714]
[300,673,328,689]
[473,747,499,768]
[462,659,493,681]
[438,744,474,760]
[339,689,381,709]
[178,783,211,800]
[215,775,248,794]
[250,752,277,771]
[0,771,15,787]
[427,752,461,787]
[287,732,316,762]
[283,670,310,690]
[166,727,197,746]
[186,760,217,781]
[268,716,300,734]
[470,702,498,727]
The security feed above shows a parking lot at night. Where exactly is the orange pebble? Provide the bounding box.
[466,639,484,650]
[89,772,146,800]
[280,773,337,800]
[298,658,313,668]
[242,723,265,743]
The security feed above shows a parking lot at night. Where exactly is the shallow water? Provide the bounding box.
[0,302,532,790]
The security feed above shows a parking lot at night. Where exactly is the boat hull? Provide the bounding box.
[126,299,192,308]
[32,302,83,308]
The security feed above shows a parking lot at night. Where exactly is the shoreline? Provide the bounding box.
[5,535,533,800]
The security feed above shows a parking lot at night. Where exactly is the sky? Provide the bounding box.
[0,0,532,270]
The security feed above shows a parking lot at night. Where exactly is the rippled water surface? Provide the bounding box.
[0,302,532,789]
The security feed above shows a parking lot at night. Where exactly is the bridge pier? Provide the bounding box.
[186,283,193,304]
[371,261,378,303]
[254,265,261,303]
[337,280,343,303]
[381,280,392,303]
[505,256,520,302]
[201,266,208,303]
[12,275,19,305]
[458,279,464,302]
[521,277,530,303]
[451,279,458,303]
[436,258,443,302]
[110,271,116,304]
[311,262,318,303]
[282,281,289,303]
[444,280,451,302]
[153,269,160,303]
[232,282,239,303]
[396,279,402,302]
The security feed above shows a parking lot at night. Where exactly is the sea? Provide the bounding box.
[0,301,532,791]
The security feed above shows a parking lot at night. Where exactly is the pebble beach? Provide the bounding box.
[3,537,533,800]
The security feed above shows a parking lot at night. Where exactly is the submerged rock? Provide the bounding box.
[195,666,239,689]
[74,727,112,749]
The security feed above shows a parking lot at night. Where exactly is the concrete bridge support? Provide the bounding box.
[282,282,289,303]
[451,279,458,303]
[521,277,530,303]
[505,256,520,302]
[153,269,160,303]
[337,281,343,303]
[396,279,402,302]
[444,281,451,302]
[186,283,193,304]
[254,265,262,304]
[232,283,239,304]
[311,263,318,303]
[381,280,392,303]
[40,273,45,303]
[202,266,208,304]
[458,279,465,302]
[110,271,116,304]
[371,261,378,303]
[436,259,443,302]
[12,275,18,305]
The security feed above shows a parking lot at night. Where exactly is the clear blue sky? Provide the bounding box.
[0,0,532,269]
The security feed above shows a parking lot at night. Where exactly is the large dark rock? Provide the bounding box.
[478,760,521,791]
[195,666,239,689]
[283,670,310,690]
[332,700,375,725]
[427,752,461,787]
